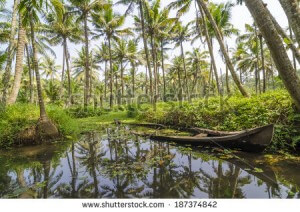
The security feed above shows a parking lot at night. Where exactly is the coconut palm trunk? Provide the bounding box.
[199,6,221,95]
[180,41,191,101]
[206,63,213,98]
[197,0,249,97]
[83,13,90,110]
[192,61,200,94]
[115,70,119,106]
[265,7,300,64]
[108,34,114,109]
[177,67,183,103]
[7,17,26,105]
[290,26,297,70]
[64,38,72,105]
[25,45,34,103]
[145,66,148,95]
[225,44,231,94]
[245,0,300,111]
[150,34,158,101]
[29,17,47,120]
[160,40,166,101]
[28,16,59,141]
[104,60,107,99]
[259,34,266,92]
[59,43,66,100]
[139,0,154,107]
[131,63,135,97]
[120,61,124,96]
[1,0,19,105]
[279,0,300,46]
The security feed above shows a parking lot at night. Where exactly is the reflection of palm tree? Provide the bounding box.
[41,160,63,198]
[198,161,250,198]
[101,174,144,198]
[177,153,202,197]
[141,143,193,198]
[57,143,88,198]
[100,127,146,198]
[76,133,106,198]
[16,168,34,198]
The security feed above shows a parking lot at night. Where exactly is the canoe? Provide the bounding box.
[132,124,274,153]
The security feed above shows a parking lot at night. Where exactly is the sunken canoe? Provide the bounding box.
[132,124,274,153]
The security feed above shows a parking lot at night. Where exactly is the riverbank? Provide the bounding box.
[76,90,299,153]
[1,90,299,153]
[136,90,300,152]
[0,104,79,148]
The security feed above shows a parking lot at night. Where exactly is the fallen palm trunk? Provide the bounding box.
[132,124,274,153]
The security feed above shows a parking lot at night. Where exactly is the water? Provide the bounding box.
[0,125,299,199]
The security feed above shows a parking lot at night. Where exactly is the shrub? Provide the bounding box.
[0,104,79,148]
[66,106,104,118]
[127,104,139,118]
[139,90,300,152]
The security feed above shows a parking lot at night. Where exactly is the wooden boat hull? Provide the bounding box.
[133,124,274,153]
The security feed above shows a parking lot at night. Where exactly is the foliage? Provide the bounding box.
[138,90,300,152]
[126,104,139,118]
[66,106,104,118]
[0,104,79,148]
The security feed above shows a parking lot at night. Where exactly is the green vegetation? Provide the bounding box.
[0,104,78,148]
[77,111,137,132]
[1,90,299,153]
[137,90,300,151]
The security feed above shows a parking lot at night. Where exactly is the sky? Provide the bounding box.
[1,0,291,78]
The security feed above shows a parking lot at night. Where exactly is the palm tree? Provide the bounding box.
[95,42,110,99]
[43,6,82,105]
[233,42,260,90]
[7,13,26,105]
[118,0,154,107]
[243,0,300,110]
[278,0,300,47]
[0,20,10,45]
[126,39,141,98]
[197,6,221,95]
[19,0,59,138]
[186,48,209,94]
[69,0,107,110]
[197,0,249,97]
[235,24,261,93]
[92,3,132,109]
[173,22,192,101]
[40,56,60,84]
[25,44,34,103]
[168,1,237,96]
[73,48,100,106]
[143,0,177,100]
[207,2,239,95]
[113,39,129,97]
[1,0,19,105]
[170,56,184,102]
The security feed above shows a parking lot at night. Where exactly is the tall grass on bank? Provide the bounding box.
[137,90,300,151]
[0,104,79,148]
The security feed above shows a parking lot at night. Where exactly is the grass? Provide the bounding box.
[0,104,79,148]
[77,111,138,132]
[137,90,300,152]
[1,89,299,153]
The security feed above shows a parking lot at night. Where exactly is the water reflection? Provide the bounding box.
[0,126,299,199]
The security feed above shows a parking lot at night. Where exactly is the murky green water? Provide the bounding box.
[0,125,299,199]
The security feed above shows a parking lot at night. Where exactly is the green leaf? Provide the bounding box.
[283,37,291,45]
[253,168,263,173]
